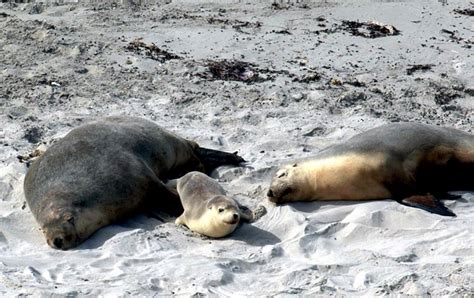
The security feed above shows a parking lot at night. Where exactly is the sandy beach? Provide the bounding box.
[0,0,473,296]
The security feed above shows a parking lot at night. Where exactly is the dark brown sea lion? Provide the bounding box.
[267,122,474,216]
[24,116,244,249]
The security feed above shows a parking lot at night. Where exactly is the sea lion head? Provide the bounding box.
[42,211,80,250]
[202,195,241,238]
[207,195,240,226]
[267,163,310,204]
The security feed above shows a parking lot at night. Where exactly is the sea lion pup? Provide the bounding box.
[267,122,474,216]
[24,116,244,250]
[172,171,254,238]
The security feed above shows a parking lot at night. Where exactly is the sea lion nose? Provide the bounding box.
[233,213,239,220]
[267,189,274,197]
[53,237,63,249]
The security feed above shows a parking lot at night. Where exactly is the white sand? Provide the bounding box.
[1,0,473,296]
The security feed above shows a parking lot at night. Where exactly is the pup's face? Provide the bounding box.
[267,163,306,204]
[42,212,80,250]
[207,196,240,225]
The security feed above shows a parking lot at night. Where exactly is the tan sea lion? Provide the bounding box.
[267,122,474,216]
[24,116,244,249]
[172,171,254,238]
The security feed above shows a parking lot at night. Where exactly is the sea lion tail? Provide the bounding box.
[195,147,245,173]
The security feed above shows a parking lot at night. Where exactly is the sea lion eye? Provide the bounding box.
[67,216,75,225]
[277,170,287,178]
[218,208,224,213]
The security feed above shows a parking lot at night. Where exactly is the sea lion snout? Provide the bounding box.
[221,209,240,225]
[267,189,280,204]
[226,213,240,225]
[42,216,79,250]
[267,182,293,203]
[45,230,78,250]
[52,237,64,249]
[268,165,298,203]
[267,189,274,198]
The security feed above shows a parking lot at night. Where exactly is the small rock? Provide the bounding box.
[337,91,367,107]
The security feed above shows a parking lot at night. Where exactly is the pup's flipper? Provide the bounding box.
[195,147,245,173]
[396,194,456,217]
[238,204,254,222]
[238,204,267,223]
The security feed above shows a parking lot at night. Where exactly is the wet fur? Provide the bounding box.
[268,123,474,215]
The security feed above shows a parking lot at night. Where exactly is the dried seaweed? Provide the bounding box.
[207,17,262,34]
[453,8,474,16]
[203,60,264,83]
[441,29,473,47]
[292,72,321,83]
[341,20,400,38]
[406,64,434,75]
[125,38,181,62]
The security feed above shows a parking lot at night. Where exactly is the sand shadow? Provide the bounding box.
[290,191,474,214]
[75,215,165,250]
[289,200,378,213]
[232,223,281,246]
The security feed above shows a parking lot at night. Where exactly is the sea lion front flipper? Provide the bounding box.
[238,204,254,222]
[165,179,179,192]
[147,178,183,216]
[397,194,456,217]
[175,214,186,226]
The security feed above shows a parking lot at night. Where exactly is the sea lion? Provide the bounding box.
[24,116,244,249]
[172,171,254,238]
[267,122,474,216]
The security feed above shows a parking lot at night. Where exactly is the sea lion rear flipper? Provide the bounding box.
[195,147,245,174]
[431,192,463,200]
[396,194,456,217]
